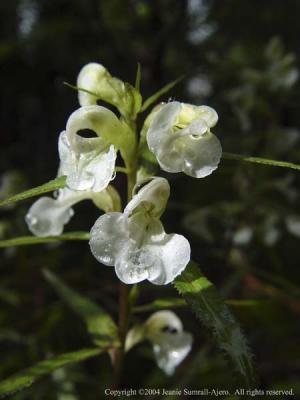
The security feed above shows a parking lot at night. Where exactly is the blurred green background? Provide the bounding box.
[1,0,300,398]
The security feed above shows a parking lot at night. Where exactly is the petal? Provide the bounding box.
[115,242,164,284]
[77,62,108,106]
[25,196,74,237]
[115,219,191,285]
[89,212,128,266]
[153,331,193,375]
[182,132,222,178]
[146,102,181,155]
[182,104,218,128]
[125,177,170,218]
[58,131,116,192]
[147,230,191,285]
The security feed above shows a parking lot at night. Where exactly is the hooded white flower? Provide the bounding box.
[59,105,127,192]
[89,177,191,285]
[125,310,193,375]
[146,101,222,178]
[77,62,142,118]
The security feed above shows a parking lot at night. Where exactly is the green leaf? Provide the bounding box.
[43,269,118,347]
[0,347,102,398]
[174,262,256,387]
[135,62,142,91]
[133,297,186,313]
[0,176,66,208]
[0,232,90,248]
[222,152,300,172]
[140,75,184,112]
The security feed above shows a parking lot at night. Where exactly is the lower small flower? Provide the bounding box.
[89,177,191,285]
[125,310,193,375]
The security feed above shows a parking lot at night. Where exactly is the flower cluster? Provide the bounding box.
[26,62,222,285]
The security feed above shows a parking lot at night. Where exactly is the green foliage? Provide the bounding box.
[140,76,184,112]
[135,62,142,92]
[133,297,186,313]
[0,348,103,398]
[222,152,300,172]
[174,262,256,387]
[0,232,89,248]
[0,177,66,208]
[43,269,118,348]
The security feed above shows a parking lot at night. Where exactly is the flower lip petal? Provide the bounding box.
[89,212,129,266]
[25,188,86,237]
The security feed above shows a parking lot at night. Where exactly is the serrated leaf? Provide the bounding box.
[135,62,142,91]
[174,262,256,387]
[140,75,184,112]
[0,232,90,248]
[43,269,118,347]
[133,297,186,313]
[0,347,102,398]
[0,176,66,208]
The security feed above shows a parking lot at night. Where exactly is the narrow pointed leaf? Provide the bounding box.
[133,297,186,313]
[222,152,300,172]
[135,62,142,91]
[141,75,184,112]
[0,347,102,398]
[174,262,256,387]
[43,269,118,347]
[0,232,90,248]
[0,176,66,208]
[64,81,98,97]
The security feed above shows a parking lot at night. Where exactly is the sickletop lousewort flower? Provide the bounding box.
[89,177,191,285]
[125,310,193,375]
[77,62,142,119]
[26,105,125,237]
[146,101,222,178]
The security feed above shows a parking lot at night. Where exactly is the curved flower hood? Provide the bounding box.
[59,105,132,193]
[77,62,142,118]
[89,177,191,285]
[146,101,222,178]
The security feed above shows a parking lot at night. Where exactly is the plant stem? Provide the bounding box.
[113,283,130,385]
[113,120,138,386]
[222,152,300,171]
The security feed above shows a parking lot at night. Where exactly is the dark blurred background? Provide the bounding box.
[1,0,300,398]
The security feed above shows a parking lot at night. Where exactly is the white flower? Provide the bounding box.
[89,177,191,285]
[77,63,142,118]
[25,187,89,237]
[125,310,193,375]
[59,105,126,192]
[146,101,222,178]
